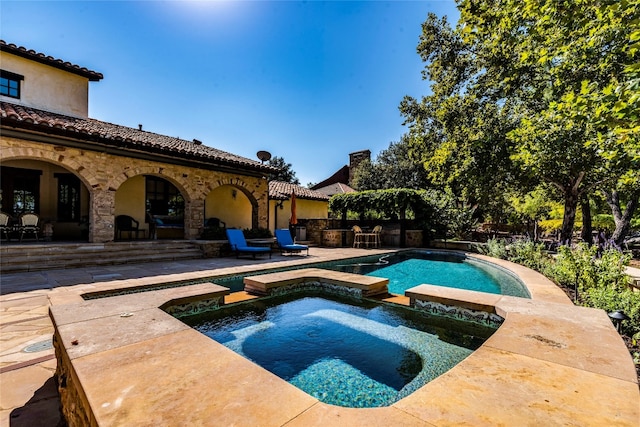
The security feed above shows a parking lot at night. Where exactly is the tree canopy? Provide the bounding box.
[267,156,300,185]
[401,0,639,243]
[350,135,430,191]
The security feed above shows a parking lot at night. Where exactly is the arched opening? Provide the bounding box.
[205,184,253,231]
[114,175,185,239]
[0,159,90,241]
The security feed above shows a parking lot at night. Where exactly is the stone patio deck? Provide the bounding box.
[2,248,639,426]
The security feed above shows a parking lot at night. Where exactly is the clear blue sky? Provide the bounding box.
[1,1,459,187]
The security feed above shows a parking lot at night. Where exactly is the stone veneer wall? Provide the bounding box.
[53,332,95,427]
[300,218,328,245]
[1,137,269,243]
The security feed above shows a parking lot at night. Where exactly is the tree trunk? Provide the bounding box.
[560,190,580,245]
[580,195,593,245]
[603,188,640,247]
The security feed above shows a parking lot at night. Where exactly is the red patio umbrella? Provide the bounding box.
[290,191,297,225]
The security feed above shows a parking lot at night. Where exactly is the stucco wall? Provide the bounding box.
[269,199,328,232]
[205,185,252,230]
[0,51,90,117]
[1,136,269,242]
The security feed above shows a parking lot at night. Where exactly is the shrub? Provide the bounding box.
[506,240,549,272]
[481,239,639,336]
[480,238,508,259]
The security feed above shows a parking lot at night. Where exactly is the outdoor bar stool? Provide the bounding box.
[352,225,366,248]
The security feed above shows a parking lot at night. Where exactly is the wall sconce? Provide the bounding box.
[231,189,237,199]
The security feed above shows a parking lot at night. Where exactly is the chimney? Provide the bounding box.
[193,139,202,145]
[348,149,371,184]
[138,124,143,131]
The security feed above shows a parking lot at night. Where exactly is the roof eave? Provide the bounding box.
[1,125,274,177]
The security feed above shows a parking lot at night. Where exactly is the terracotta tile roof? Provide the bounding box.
[1,102,276,173]
[310,165,350,190]
[269,181,330,201]
[0,40,103,81]
[313,182,356,197]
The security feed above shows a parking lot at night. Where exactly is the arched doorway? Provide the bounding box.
[0,159,90,241]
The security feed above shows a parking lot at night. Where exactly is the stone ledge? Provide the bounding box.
[243,267,389,297]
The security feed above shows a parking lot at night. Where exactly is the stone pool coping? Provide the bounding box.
[49,253,640,426]
[243,267,389,297]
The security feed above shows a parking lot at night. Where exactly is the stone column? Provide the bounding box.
[184,198,205,239]
[89,188,116,243]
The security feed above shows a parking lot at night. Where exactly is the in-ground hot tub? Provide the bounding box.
[49,261,639,426]
[181,291,499,408]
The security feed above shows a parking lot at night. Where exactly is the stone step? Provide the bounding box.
[0,241,204,273]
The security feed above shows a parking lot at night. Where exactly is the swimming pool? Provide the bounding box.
[203,250,529,299]
[184,291,497,407]
[83,250,529,300]
[331,251,529,298]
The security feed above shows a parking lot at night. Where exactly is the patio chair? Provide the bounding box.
[372,225,382,248]
[0,212,11,241]
[226,228,272,259]
[275,228,309,256]
[19,213,40,242]
[352,225,366,248]
[115,215,141,240]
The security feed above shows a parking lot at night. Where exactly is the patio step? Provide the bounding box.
[0,240,204,273]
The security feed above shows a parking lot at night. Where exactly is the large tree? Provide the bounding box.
[399,14,520,226]
[350,135,430,191]
[267,156,300,185]
[402,1,639,243]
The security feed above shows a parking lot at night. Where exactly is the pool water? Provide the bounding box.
[331,251,529,297]
[185,292,495,407]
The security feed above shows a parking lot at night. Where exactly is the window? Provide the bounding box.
[0,166,41,215]
[145,176,184,218]
[0,70,23,99]
[56,173,81,221]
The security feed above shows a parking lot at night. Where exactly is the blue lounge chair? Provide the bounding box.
[275,229,309,256]
[226,229,272,259]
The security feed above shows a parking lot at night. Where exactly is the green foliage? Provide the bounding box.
[506,240,549,272]
[480,238,509,259]
[584,287,640,337]
[329,188,452,238]
[404,1,639,244]
[267,156,300,185]
[592,214,616,232]
[446,202,478,240]
[481,239,640,336]
[351,136,431,191]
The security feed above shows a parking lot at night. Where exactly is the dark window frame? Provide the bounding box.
[145,176,184,220]
[55,173,81,222]
[0,70,24,99]
[0,166,41,216]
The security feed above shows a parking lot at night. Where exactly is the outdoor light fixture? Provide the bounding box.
[608,310,630,333]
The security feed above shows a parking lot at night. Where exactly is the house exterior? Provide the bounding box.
[268,181,329,235]
[311,149,367,197]
[0,41,275,243]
